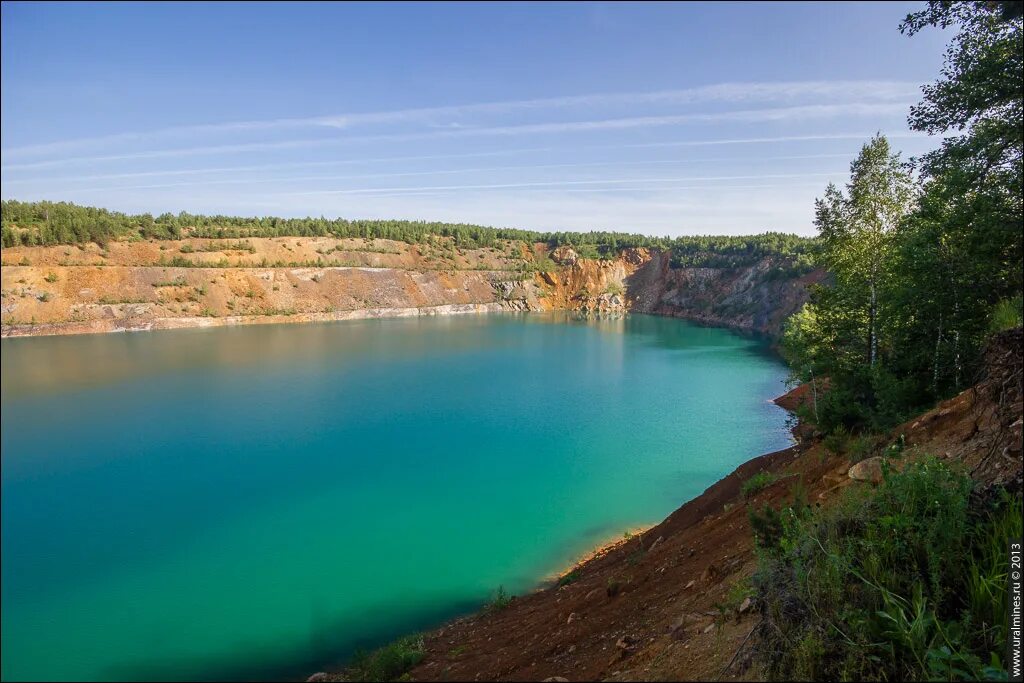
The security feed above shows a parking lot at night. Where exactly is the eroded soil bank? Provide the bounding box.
[1,239,817,338]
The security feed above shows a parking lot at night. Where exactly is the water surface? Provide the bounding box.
[1,313,791,681]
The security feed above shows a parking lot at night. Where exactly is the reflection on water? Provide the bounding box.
[1,313,791,682]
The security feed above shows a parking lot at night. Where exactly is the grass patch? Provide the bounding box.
[752,458,1020,681]
[347,634,425,683]
[152,277,188,287]
[487,585,514,611]
[557,569,581,587]
[990,294,1023,332]
[44,272,58,283]
[742,471,779,499]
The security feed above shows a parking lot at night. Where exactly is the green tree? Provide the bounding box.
[814,135,915,368]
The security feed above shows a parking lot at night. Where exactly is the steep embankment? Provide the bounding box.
[0,237,547,337]
[375,328,1020,683]
[533,246,821,338]
[1,238,815,338]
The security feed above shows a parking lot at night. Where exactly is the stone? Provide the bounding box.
[550,246,579,266]
[684,580,695,590]
[542,678,569,682]
[567,612,577,625]
[616,635,637,650]
[848,456,886,483]
[306,674,330,683]
[738,597,752,613]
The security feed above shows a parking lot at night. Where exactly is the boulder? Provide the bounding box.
[550,246,579,266]
[848,456,887,483]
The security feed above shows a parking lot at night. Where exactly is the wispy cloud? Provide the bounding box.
[1,80,918,160]
[7,153,855,191]
[0,103,911,171]
[281,171,847,197]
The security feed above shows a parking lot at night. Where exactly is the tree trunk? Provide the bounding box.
[932,312,943,394]
[869,280,877,366]
[809,367,819,422]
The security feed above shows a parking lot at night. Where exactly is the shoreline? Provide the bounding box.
[317,386,805,681]
[0,301,515,338]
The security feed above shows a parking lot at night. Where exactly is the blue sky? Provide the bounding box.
[1,1,951,236]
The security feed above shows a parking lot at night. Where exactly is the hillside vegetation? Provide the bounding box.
[0,199,815,275]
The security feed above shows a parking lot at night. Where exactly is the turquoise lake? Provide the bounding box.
[0,313,792,681]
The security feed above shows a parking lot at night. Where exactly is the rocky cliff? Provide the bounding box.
[1,237,813,338]
[532,246,821,338]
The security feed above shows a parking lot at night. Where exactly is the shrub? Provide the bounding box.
[990,295,1023,333]
[822,424,849,454]
[605,281,625,296]
[44,272,58,283]
[557,569,581,587]
[753,458,1020,681]
[347,634,425,682]
[488,585,513,611]
[742,471,778,499]
[846,434,875,463]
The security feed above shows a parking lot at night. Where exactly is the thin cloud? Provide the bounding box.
[40,154,855,193]
[0,103,911,171]
[282,171,847,196]
[1,79,919,159]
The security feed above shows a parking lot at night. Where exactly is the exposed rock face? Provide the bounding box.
[1,238,815,338]
[0,237,553,337]
[623,250,823,338]
[535,247,819,338]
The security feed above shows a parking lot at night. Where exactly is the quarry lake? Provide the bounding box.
[0,313,792,681]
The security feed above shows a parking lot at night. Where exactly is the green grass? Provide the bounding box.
[557,569,581,587]
[741,471,779,499]
[347,634,425,682]
[990,295,1023,333]
[487,585,514,611]
[152,277,188,287]
[752,458,1020,681]
[43,272,58,283]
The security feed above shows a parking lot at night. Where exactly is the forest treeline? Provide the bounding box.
[0,199,815,272]
[782,1,1022,431]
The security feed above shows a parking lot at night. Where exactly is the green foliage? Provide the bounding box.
[557,569,581,587]
[43,272,58,283]
[347,634,425,682]
[783,4,1022,431]
[1,201,817,279]
[487,586,513,611]
[604,281,625,296]
[754,458,1020,681]
[741,471,778,499]
[667,232,816,270]
[990,295,1023,332]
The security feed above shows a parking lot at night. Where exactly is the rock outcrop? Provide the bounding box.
[1,238,815,338]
